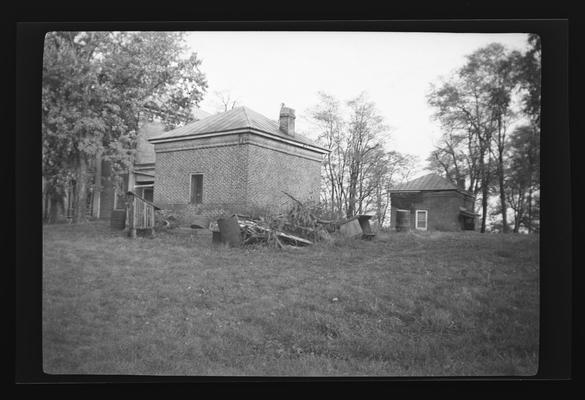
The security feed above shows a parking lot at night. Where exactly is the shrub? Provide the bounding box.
[155,209,180,230]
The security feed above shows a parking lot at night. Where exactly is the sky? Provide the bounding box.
[185,32,530,176]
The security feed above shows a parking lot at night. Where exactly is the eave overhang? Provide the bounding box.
[148,127,330,155]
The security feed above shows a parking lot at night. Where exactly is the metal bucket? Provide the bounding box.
[395,209,411,232]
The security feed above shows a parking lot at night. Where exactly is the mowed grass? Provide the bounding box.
[42,221,539,376]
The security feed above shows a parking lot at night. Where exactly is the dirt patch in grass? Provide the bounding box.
[42,221,539,376]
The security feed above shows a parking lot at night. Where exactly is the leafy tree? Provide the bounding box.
[510,34,541,232]
[426,127,481,202]
[469,43,517,232]
[428,43,519,232]
[513,34,541,129]
[506,125,540,232]
[42,31,208,223]
[428,71,494,232]
[428,37,540,233]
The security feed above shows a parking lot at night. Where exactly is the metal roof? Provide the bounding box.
[459,207,480,217]
[391,173,459,191]
[149,106,325,151]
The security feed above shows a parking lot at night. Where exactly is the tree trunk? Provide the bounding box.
[330,181,335,215]
[526,186,533,234]
[347,170,358,218]
[480,186,488,233]
[513,190,524,233]
[498,159,509,233]
[479,154,488,233]
[72,154,88,223]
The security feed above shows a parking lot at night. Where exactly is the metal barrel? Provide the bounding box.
[217,216,242,247]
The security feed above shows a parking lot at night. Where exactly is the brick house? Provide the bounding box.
[149,105,328,214]
[389,173,478,231]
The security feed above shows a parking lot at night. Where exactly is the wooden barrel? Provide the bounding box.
[217,216,242,247]
[395,209,410,232]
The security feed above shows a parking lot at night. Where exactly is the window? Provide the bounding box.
[143,187,154,202]
[190,174,203,204]
[415,210,428,231]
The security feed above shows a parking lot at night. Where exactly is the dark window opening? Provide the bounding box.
[190,174,203,204]
[462,216,475,230]
[143,187,154,202]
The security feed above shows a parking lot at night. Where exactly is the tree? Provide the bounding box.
[370,151,418,225]
[213,89,240,112]
[514,34,541,129]
[506,125,540,232]
[470,44,517,232]
[426,127,481,200]
[428,43,518,232]
[310,92,347,217]
[345,93,387,218]
[42,31,208,223]
[309,91,414,224]
[511,34,541,233]
[428,74,494,232]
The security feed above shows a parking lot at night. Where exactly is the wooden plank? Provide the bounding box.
[276,231,313,246]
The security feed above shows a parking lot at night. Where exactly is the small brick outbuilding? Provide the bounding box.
[389,173,478,231]
[149,105,328,213]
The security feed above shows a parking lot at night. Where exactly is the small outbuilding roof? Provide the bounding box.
[459,207,480,217]
[149,106,327,153]
[391,173,459,191]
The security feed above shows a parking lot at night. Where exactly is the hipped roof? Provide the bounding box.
[391,173,472,197]
[149,106,327,152]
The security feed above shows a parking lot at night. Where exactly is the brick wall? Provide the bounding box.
[152,131,323,218]
[154,136,248,208]
[390,191,468,231]
[246,136,322,210]
[412,192,464,231]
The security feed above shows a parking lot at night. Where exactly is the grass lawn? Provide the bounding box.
[42,221,539,376]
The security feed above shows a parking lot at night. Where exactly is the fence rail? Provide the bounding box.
[126,191,159,238]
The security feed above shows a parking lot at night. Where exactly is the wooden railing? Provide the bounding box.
[126,191,160,238]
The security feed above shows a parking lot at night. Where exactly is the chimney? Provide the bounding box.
[456,177,466,190]
[279,104,295,136]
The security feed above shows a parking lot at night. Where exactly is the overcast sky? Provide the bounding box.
[185,31,530,175]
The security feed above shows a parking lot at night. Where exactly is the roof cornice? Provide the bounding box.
[149,127,330,154]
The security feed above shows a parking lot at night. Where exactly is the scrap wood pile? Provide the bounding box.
[237,216,314,248]
[215,192,335,248]
[215,192,376,248]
